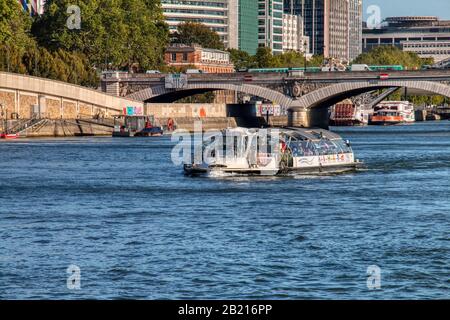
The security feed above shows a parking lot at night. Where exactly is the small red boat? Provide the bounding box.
[0,133,18,139]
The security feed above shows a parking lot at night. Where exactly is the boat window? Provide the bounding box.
[289,139,317,156]
[333,139,352,153]
[316,138,340,155]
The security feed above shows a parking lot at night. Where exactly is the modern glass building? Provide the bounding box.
[258,0,285,54]
[283,0,362,61]
[238,0,259,55]
[162,0,259,54]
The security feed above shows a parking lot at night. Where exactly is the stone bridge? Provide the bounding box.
[0,72,143,120]
[102,70,450,128]
[2,71,450,128]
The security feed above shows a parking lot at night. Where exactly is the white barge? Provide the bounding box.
[184,127,362,176]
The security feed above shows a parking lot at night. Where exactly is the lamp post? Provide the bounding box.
[303,40,308,70]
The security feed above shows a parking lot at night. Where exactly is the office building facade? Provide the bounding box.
[258,0,285,54]
[363,16,450,63]
[162,0,260,54]
[283,0,362,61]
[238,0,259,55]
[162,0,239,49]
[282,14,309,53]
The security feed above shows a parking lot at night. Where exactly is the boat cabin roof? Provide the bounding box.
[223,127,344,142]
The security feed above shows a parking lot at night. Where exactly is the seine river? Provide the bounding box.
[0,122,449,299]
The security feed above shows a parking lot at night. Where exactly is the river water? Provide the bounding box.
[0,122,449,299]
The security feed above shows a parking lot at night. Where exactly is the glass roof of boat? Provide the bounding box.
[281,128,343,141]
[222,127,344,142]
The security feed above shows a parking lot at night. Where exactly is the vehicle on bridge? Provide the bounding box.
[239,65,404,74]
[184,127,361,176]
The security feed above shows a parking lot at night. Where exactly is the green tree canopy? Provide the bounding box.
[0,0,32,46]
[229,47,323,70]
[174,22,225,50]
[32,0,169,71]
[353,46,433,69]
[228,48,256,70]
[0,0,98,87]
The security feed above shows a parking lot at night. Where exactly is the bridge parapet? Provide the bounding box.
[0,72,143,120]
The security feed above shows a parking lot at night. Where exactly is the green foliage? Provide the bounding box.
[0,0,98,86]
[377,88,448,106]
[228,48,256,70]
[254,47,279,68]
[0,0,33,47]
[33,0,169,71]
[174,22,225,50]
[353,46,433,69]
[177,92,215,104]
[229,47,323,70]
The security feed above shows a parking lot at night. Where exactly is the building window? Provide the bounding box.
[183,53,188,62]
[171,53,177,62]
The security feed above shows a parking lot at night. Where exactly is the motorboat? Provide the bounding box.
[0,133,18,139]
[112,115,163,137]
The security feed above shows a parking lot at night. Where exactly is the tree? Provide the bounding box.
[0,0,32,46]
[276,50,307,68]
[228,48,256,70]
[229,46,324,70]
[174,22,225,50]
[353,46,433,69]
[254,47,279,68]
[32,0,169,71]
[0,0,98,87]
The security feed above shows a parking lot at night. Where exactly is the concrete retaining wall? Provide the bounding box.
[146,103,227,118]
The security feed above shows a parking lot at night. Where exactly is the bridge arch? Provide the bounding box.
[126,83,294,107]
[293,80,450,109]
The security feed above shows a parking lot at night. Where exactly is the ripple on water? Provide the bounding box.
[0,123,449,299]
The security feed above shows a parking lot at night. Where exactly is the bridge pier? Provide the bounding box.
[287,107,329,129]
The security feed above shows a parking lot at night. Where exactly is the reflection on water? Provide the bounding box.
[0,122,449,299]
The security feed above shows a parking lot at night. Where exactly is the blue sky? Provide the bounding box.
[363,0,450,20]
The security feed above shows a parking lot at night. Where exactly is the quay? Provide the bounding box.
[1,70,450,138]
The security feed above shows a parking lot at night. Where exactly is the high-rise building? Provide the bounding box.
[284,0,362,61]
[282,13,309,53]
[347,0,362,61]
[161,0,239,49]
[238,0,259,55]
[258,0,285,54]
[161,1,259,54]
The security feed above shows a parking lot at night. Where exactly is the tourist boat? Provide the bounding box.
[369,101,415,125]
[329,101,372,126]
[112,115,163,137]
[183,127,362,176]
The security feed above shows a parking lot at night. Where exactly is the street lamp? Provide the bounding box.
[303,40,308,70]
